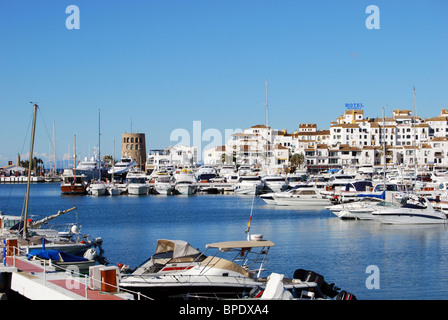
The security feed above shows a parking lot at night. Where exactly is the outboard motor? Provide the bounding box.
[293,269,340,298]
[335,290,357,300]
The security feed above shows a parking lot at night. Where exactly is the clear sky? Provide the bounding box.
[0,0,447,166]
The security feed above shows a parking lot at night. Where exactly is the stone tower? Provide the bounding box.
[121,133,147,168]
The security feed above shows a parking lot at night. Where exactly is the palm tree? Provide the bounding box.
[289,153,305,172]
[20,157,45,175]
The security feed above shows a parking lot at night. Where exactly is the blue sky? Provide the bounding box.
[0,0,447,166]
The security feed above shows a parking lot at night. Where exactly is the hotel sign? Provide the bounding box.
[345,103,364,110]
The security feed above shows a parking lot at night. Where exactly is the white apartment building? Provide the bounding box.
[203,124,289,172]
[146,145,198,172]
[203,108,448,172]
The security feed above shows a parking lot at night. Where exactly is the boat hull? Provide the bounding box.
[373,213,448,224]
[60,185,87,195]
[119,276,261,300]
[273,197,331,208]
[128,185,149,195]
[175,184,197,195]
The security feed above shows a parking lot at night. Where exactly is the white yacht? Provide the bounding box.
[118,238,327,300]
[75,156,106,181]
[151,171,174,195]
[89,180,107,196]
[173,169,197,195]
[108,157,138,176]
[262,175,288,193]
[273,187,332,208]
[126,175,149,195]
[233,175,264,195]
[372,197,448,224]
[328,195,397,220]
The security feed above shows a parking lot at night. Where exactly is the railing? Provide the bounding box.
[1,242,152,300]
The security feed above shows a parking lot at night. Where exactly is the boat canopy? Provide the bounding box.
[155,239,201,259]
[205,240,275,251]
[200,256,249,277]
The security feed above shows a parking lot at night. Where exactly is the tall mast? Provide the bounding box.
[382,106,386,187]
[23,103,38,238]
[412,87,417,173]
[53,119,56,174]
[98,108,101,181]
[265,80,268,128]
[74,134,77,177]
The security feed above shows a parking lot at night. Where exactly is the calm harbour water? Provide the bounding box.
[2,182,448,300]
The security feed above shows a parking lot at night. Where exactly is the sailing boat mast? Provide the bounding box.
[412,87,417,174]
[382,106,386,187]
[265,80,268,128]
[23,103,38,238]
[98,108,101,181]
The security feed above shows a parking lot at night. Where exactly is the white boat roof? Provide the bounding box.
[205,240,275,250]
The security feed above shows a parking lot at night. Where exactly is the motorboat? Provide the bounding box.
[60,169,88,195]
[108,157,138,176]
[26,248,98,273]
[88,180,107,196]
[219,165,236,177]
[337,180,374,203]
[372,197,448,224]
[273,187,332,208]
[118,238,334,300]
[196,165,218,182]
[127,175,149,195]
[284,173,307,189]
[327,194,400,220]
[233,175,264,195]
[261,175,288,193]
[260,185,304,205]
[173,169,197,195]
[1,210,104,256]
[75,156,106,181]
[151,172,174,195]
[107,184,121,196]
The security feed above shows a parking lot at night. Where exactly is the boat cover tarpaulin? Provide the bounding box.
[26,249,88,262]
[356,190,386,200]
[155,239,201,258]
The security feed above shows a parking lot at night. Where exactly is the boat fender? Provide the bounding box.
[71,225,80,234]
[83,248,97,260]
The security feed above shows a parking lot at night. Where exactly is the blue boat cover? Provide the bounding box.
[26,249,88,262]
[356,190,386,200]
